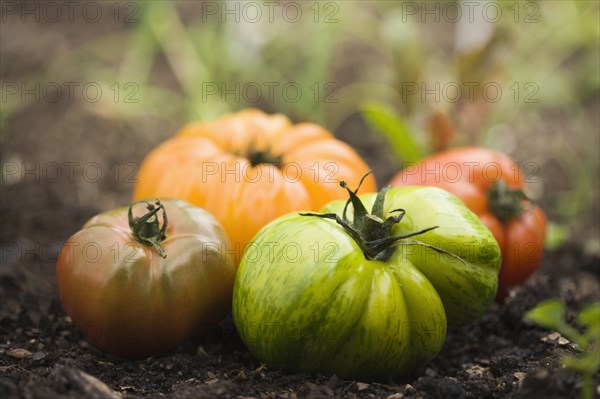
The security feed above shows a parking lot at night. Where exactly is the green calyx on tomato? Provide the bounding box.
[487,180,529,223]
[128,199,168,258]
[301,173,464,264]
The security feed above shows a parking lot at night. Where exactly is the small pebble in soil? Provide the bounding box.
[6,348,33,358]
[541,332,571,346]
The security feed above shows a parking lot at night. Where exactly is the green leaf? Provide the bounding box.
[525,299,583,343]
[578,302,600,329]
[544,222,569,251]
[563,352,600,375]
[524,299,567,329]
[361,102,425,164]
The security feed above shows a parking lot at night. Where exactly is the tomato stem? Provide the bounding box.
[301,172,461,263]
[488,180,528,223]
[128,199,168,258]
[246,144,282,168]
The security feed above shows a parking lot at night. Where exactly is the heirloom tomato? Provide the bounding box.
[133,109,376,263]
[232,176,500,380]
[390,147,547,300]
[56,199,236,359]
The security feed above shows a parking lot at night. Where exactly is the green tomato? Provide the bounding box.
[233,183,500,380]
[323,186,502,328]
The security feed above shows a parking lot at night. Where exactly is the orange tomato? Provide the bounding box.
[390,147,547,301]
[134,109,376,263]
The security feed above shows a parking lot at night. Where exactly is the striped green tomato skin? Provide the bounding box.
[322,186,502,329]
[232,213,447,381]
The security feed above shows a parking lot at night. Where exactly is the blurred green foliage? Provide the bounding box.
[1,0,598,250]
[525,300,600,399]
[362,102,425,164]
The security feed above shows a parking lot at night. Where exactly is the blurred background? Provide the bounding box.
[1,0,599,254]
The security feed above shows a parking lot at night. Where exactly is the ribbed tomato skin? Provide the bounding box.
[56,199,236,359]
[390,147,546,300]
[233,186,501,380]
[133,109,376,264]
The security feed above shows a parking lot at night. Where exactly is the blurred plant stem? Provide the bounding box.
[143,2,230,121]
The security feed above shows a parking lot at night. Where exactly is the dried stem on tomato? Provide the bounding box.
[128,199,168,258]
[488,180,530,223]
[244,140,283,168]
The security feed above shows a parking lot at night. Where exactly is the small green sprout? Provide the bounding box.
[524,299,600,399]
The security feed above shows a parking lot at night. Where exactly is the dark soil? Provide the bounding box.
[1,178,599,399]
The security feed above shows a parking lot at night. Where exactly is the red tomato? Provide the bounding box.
[390,147,547,301]
[56,199,236,358]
